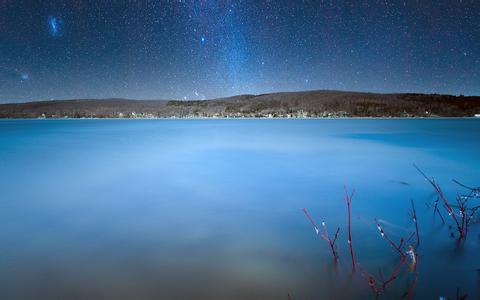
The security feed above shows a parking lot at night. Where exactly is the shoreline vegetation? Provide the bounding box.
[301,166,478,299]
[1,90,480,119]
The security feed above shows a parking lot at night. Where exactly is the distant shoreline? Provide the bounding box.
[1,116,479,120]
[1,90,479,119]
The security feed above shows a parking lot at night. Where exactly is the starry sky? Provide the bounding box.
[1,1,479,103]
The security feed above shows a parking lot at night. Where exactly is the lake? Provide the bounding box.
[0,119,479,299]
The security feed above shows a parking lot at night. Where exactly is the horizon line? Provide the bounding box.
[1,88,479,105]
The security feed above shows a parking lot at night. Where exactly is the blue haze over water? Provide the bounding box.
[0,119,479,299]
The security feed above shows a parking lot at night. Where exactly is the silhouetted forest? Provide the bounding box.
[1,90,479,118]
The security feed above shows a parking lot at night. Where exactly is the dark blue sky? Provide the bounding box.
[1,0,479,103]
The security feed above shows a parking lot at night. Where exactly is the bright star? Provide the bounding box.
[20,74,29,81]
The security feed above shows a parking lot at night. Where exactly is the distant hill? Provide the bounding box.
[1,90,480,118]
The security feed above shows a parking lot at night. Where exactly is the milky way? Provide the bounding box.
[0,1,479,103]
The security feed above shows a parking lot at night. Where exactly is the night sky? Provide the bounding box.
[1,1,479,103]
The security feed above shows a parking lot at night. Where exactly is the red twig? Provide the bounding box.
[401,268,419,299]
[374,219,406,258]
[360,255,408,297]
[327,226,341,260]
[414,164,465,240]
[453,179,480,194]
[303,208,340,261]
[466,206,479,226]
[345,187,356,272]
[410,199,420,248]
[360,228,418,298]
[303,208,320,234]
[403,232,416,251]
[382,255,407,289]
[433,197,446,224]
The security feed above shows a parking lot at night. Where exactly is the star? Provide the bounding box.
[1,1,479,102]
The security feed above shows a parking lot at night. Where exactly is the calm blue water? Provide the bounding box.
[0,119,479,299]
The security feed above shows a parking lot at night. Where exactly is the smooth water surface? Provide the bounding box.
[0,119,479,299]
